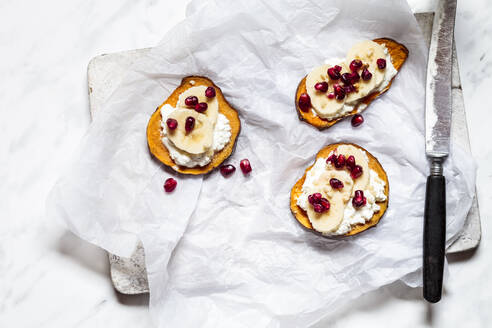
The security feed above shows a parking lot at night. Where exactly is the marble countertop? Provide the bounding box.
[0,0,489,327]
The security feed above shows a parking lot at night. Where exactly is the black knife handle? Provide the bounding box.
[423,174,446,303]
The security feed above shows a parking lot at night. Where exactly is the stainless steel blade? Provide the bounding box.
[425,0,457,158]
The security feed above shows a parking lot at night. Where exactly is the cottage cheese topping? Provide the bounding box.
[306,42,397,120]
[297,148,386,236]
[160,104,231,168]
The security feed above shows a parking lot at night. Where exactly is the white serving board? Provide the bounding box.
[87,13,481,295]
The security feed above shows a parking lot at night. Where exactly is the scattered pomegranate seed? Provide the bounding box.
[298,93,311,112]
[333,84,345,100]
[319,198,330,211]
[326,154,337,166]
[327,67,341,80]
[346,155,356,170]
[330,178,344,189]
[327,93,335,99]
[220,164,236,177]
[185,96,198,107]
[195,102,208,113]
[349,59,363,72]
[240,159,252,174]
[352,190,367,208]
[351,114,364,127]
[351,165,363,179]
[377,58,386,69]
[205,87,216,98]
[314,81,329,92]
[166,118,178,130]
[361,68,372,81]
[334,154,346,169]
[334,65,342,72]
[164,178,177,192]
[185,116,195,133]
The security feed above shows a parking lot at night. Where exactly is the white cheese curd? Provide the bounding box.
[296,155,386,236]
[375,45,398,92]
[160,104,231,168]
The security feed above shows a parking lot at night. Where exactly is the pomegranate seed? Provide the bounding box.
[312,192,322,203]
[298,93,311,112]
[326,153,337,166]
[341,73,351,85]
[240,159,252,174]
[351,114,364,127]
[184,96,198,107]
[334,65,342,72]
[309,193,330,213]
[349,72,360,83]
[314,81,328,92]
[352,190,367,208]
[166,118,178,130]
[333,84,345,100]
[361,68,372,81]
[220,164,236,177]
[342,72,360,85]
[327,67,341,80]
[319,198,330,211]
[330,178,344,189]
[351,165,363,179]
[195,102,208,113]
[349,59,363,72]
[313,203,324,213]
[346,155,356,170]
[377,58,386,69]
[164,178,177,192]
[185,116,195,133]
[344,84,356,94]
[334,154,346,169]
[327,93,335,99]
[205,87,216,98]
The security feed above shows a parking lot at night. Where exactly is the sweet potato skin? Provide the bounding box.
[147,76,241,175]
[295,38,409,130]
[290,143,389,237]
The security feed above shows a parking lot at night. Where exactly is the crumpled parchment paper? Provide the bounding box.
[47,0,476,326]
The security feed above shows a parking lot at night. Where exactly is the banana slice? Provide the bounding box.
[307,192,345,233]
[306,169,354,233]
[314,170,354,202]
[166,109,213,155]
[336,145,370,192]
[345,41,386,104]
[306,64,345,119]
[177,86,219,124]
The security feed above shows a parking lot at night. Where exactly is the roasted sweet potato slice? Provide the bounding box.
[290,143,389,236]
[147,76,240,175]
[295,38,409,130]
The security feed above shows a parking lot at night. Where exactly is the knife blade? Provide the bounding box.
[425,0,456,157]
[423,0,456,303]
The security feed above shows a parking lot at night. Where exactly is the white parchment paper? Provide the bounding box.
[47,0,476,326]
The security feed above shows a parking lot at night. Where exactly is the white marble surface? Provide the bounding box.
[0,0,489,327]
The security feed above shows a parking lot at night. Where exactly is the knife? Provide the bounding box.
[424,0,456,303]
